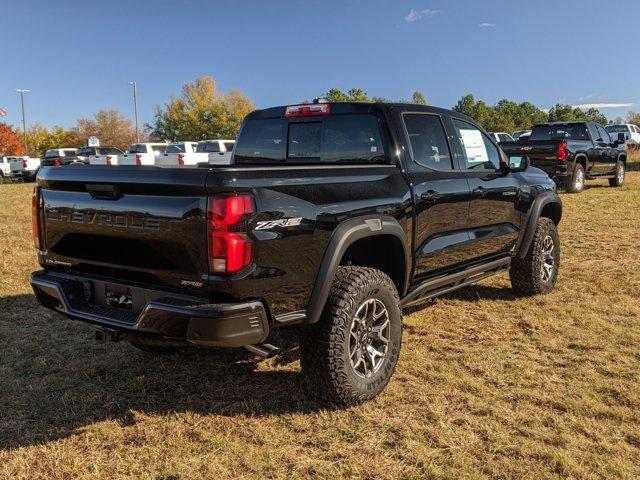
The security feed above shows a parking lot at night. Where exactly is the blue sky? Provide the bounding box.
[2,0,639,130]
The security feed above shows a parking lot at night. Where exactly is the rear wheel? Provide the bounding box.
[564,163,585,193]
[608,160,625,187]
[510,217,560,296]
[299,266,402,406]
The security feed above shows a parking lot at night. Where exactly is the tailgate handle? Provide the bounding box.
[86,184,122,200]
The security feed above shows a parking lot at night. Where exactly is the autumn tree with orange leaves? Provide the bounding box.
[0,123,25,156]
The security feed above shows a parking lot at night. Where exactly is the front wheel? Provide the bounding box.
[299,266,402,406]
[608,160,625,187]
[564,163,585,193]
[510,217,560,296]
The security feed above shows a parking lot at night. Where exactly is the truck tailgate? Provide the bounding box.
[38,165,210,290]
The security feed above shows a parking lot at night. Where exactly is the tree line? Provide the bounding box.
[1,78,636,157]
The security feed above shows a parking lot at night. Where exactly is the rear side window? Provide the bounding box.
[530,124,590,141]
[403,114,453,170]
[234,114,385,164]
[223,142,235,152]
[151,145,166,154]
[62,150,77,157]
[99,147,124,155]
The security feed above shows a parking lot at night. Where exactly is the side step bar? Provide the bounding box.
[400,257,511,309]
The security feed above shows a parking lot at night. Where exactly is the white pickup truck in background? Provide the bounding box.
[118,143,167,165]
[155,142,203,167]
[83,146,126,166]
[0,156,16,183]
[8,156,41,181]
[196,139,235,165]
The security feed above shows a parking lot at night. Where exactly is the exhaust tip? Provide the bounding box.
[245,343,280,359]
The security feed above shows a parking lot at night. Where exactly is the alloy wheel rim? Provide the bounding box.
[540,235,555,283]
[575,169,584,190]
[617,164,624,184]
[348,298,390,379]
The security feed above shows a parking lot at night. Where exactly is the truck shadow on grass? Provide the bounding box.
[0,294,314,451]
[1,283,514,450]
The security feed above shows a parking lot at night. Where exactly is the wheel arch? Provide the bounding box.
[517,191,562,259]
[304,216,410,324]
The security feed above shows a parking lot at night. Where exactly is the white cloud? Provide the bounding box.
[479,22,495,28]
[404,8,440,23]
[572,103,634,110]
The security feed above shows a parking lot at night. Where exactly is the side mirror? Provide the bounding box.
[508,155,529,172]
[617,133,626,145]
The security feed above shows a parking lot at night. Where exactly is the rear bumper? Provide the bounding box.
[30,270,270,348]
[531,162,573,180]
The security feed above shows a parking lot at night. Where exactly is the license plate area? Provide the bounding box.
[106,285,133,310]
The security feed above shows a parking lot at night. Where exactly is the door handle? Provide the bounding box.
[420,190,440,202]
[472,186,487,197]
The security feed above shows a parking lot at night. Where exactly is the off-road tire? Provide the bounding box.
[510,217,560,296]
[564,163,585,193]
[608,160,625,187]
[299,266,402,406]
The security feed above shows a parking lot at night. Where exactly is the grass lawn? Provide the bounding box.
[1,166,639,479]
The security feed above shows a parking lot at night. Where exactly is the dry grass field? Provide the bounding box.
[1,165,639,479]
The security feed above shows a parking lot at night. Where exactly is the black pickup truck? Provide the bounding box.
[30,102,562,406]
[501,122,627,193]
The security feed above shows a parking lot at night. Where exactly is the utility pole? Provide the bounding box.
[15,88,30,153]
[129,81,139,142]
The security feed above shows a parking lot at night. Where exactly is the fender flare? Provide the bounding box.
[517,190,562,259]
[573,153,588,171]
[304,215,410,324]
[618,152,627,163]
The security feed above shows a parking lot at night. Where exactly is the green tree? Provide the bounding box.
[411,91,429,105]
[547,104,607,125]
[152,76,254,141]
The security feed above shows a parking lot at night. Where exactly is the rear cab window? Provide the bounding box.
[234,110,386,165]
[530,124,590,141]
[128,144,147,154]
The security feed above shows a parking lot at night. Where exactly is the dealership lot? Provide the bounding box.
[1,165,639,478]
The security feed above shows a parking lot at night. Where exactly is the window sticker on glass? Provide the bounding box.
[459,128,489,165]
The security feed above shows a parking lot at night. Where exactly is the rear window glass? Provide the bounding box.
[223,142,235,152]
[530,124,589,141]
[166,144,186,153]
[196,141,221,153]
[151,145,166,154]
[234,114,385,164]
[128,144,146,153]
[77,147,95,156]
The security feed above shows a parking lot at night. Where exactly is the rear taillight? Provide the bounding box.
[135,153,142,165]
[178,154,185,166]
[208,194,255,274]
[106,155,112,166]
[31,187,42,250]
[22,159,28,169]
[53,157,61,166]
[558,141,567,161]
[285,103,331,118]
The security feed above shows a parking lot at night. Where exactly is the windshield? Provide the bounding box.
[530,124,589,141]
[605,125,629,133]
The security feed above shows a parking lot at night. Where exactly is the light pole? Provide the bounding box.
[129,81,139,143]
[15,88,30,153]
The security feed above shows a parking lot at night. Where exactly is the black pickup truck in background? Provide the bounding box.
[30,102,563,406]
[501,122,627,193]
